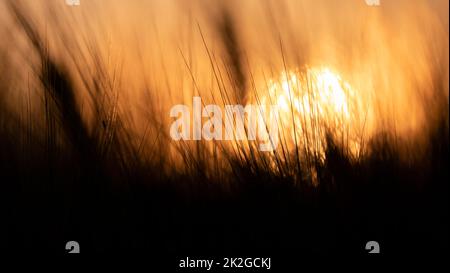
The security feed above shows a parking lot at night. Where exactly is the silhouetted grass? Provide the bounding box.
[0,0,448,260]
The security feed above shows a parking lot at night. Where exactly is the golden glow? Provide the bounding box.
[259,67,369,161]
[1,0,447,179]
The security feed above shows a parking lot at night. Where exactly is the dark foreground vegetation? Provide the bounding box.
[0,1,448,264]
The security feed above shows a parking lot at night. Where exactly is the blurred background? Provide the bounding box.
[0,0,448,260]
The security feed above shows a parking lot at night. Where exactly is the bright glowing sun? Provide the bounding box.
[259,67,367,161]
